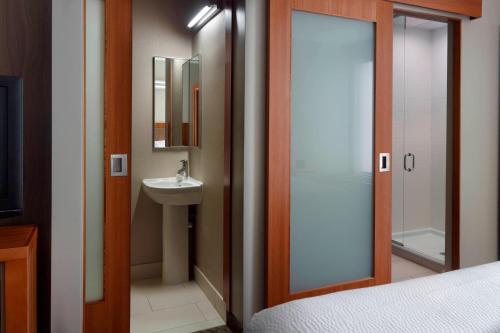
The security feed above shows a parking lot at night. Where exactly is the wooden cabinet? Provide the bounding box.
[0,225,37,333]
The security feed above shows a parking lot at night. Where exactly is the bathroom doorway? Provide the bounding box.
[391,10,461,275]
[83,0,237,332]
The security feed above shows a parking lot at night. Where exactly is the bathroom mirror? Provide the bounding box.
[153,55,201,149]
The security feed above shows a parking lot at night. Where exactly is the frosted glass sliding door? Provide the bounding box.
[267,0,392,306]
[290,11,375,293]
[85,0,105,302]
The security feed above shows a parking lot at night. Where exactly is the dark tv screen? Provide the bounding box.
[0,86,7,199]
[0,76,22,218]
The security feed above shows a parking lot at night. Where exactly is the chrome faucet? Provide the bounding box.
[176,159,188,182]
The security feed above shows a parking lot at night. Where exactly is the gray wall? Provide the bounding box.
[190,12,227,295]
[242,0,266,326]
[460,0,500,267]
[131,0,198,267]
[51,0,84,331]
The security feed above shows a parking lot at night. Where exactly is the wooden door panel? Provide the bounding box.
[84,0,132,331]
[292,0,377,21]
[267,0,292,308]
[386,0,481,18]
[266,0,392,307]
[373,0,393,284]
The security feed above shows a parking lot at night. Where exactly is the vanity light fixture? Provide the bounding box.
[187,4,219,29]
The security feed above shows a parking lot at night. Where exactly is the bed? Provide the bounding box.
[246,262,500,333]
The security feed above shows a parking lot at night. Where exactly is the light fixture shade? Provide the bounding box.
[187,3,220,30]
[197,6,218,27]
[187,6,211,28]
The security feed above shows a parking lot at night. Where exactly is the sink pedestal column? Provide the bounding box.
[162,205,188,285]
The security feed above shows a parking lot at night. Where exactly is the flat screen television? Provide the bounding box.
[0,76,22,218]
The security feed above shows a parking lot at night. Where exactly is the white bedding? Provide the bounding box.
[246,262,500,333]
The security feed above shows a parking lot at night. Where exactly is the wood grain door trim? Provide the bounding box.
[84,0,132,331]
[266,0,393,307]
[386,0,482,18]
[373,0,393,285]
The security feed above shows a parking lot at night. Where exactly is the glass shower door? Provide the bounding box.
[392,14,449,266]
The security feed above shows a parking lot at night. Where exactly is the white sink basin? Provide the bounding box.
[142,177,203,206]
[142,176,203,285]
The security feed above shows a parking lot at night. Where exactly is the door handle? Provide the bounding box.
[110,154,128,176]
[379,153,390,172]
[404,153,415,172]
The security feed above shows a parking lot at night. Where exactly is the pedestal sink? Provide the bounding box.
[142,177,203,285]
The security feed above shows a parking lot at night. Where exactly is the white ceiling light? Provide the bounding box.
[187,5,218,29]
[196,5,218,27]
[187,6,211,28]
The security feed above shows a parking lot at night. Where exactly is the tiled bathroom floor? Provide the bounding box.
[131,279,225,333]
[392,254,437,282]
[130,257,433,332]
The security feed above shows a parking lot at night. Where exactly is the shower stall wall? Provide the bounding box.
[392,15,450,267]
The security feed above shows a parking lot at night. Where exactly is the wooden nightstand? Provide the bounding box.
[0,225,37,333]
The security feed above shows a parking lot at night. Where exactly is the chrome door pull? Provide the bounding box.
[404,153,414,172]
[110,154,128,176]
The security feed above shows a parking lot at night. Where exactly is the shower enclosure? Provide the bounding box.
[392,14,453,270]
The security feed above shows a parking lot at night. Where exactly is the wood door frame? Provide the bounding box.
[83,0,237,331]
[387,0,482,18]
[266,0,393,307]
[390,8,461,271]
[83,0,132,332]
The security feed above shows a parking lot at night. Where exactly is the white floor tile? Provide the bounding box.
[146,282,206,311]
[155,318,225,333]
[196,300,220,321]
[131,304,205,333]
[392,255,437,282]
[131,279,225,333]
[131,291,152,316]
[183,282,208,299]
[133,278,177,294]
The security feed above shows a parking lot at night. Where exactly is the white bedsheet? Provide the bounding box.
[246,262,500,333]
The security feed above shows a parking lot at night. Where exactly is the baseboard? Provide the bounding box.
[131,262,162,281]
[194,265,227,321]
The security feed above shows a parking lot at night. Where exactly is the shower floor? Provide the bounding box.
[392,228,445,264]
